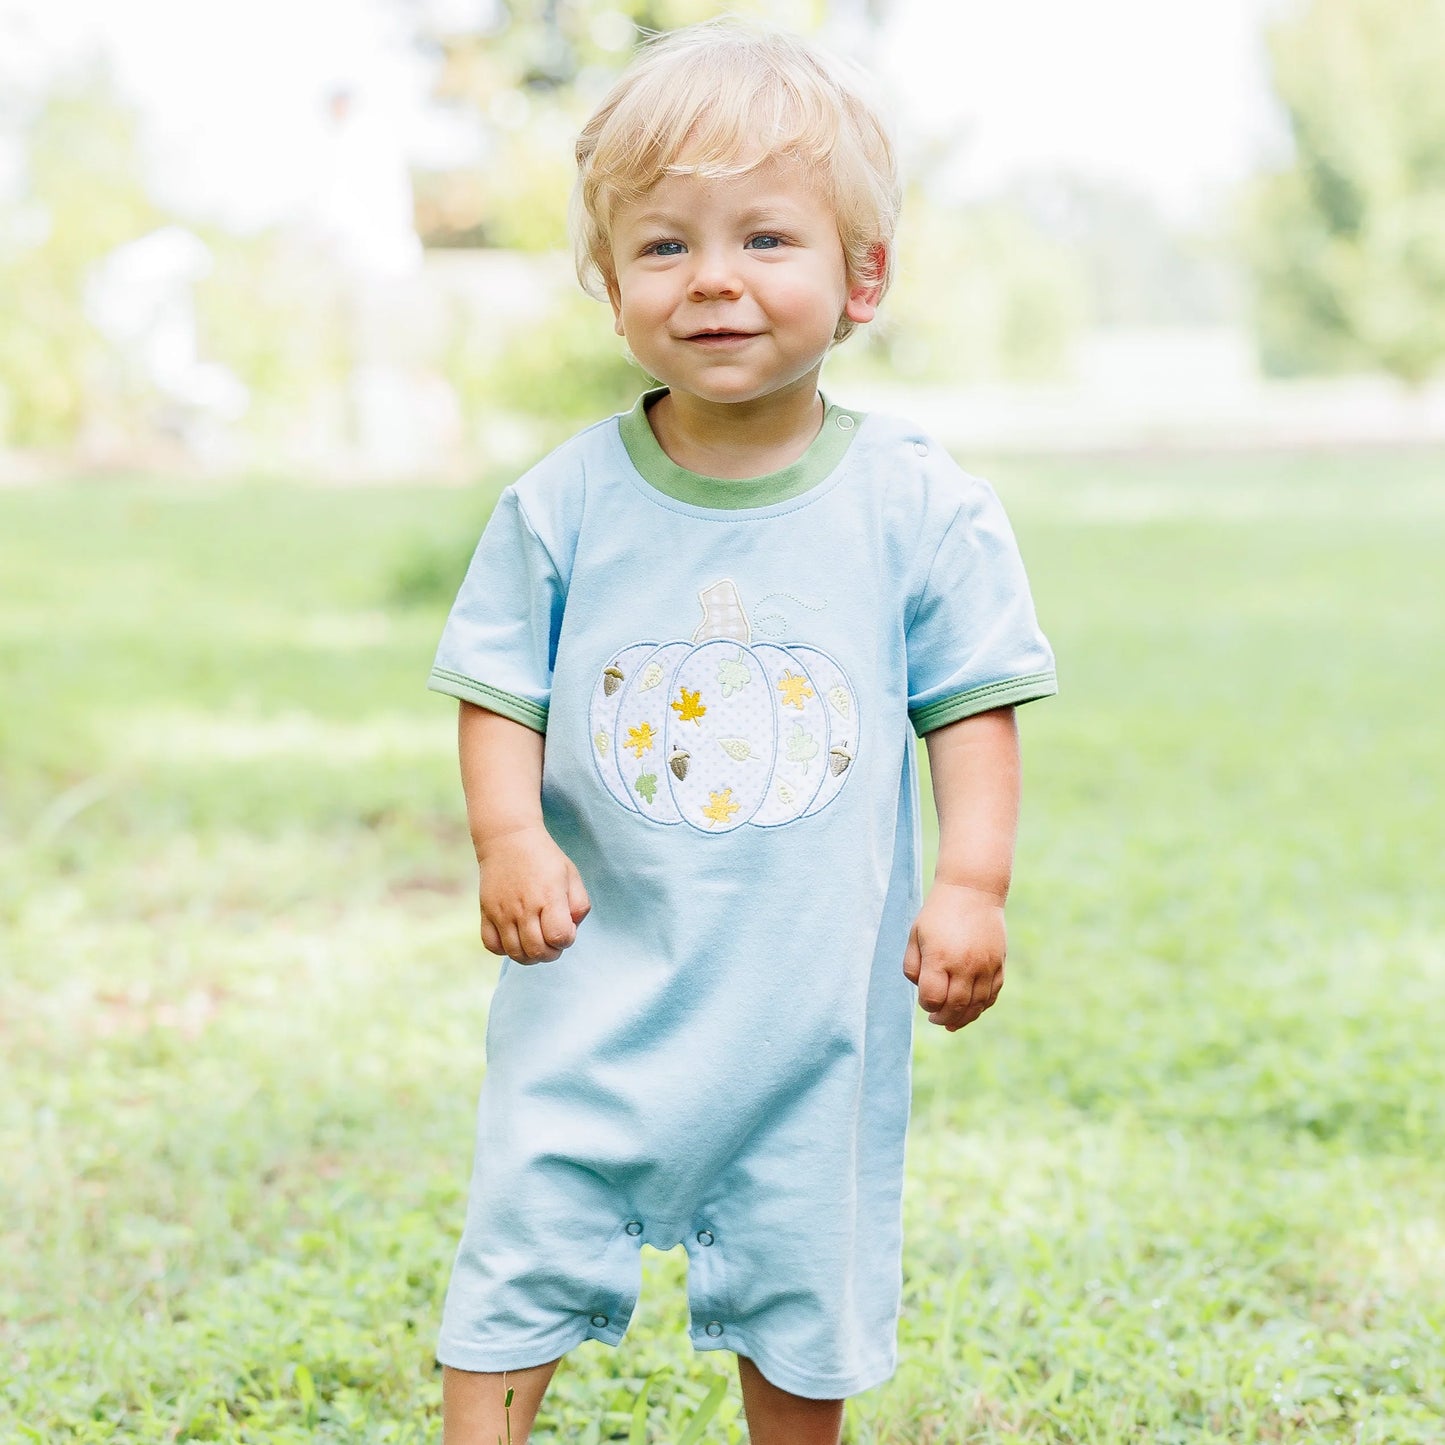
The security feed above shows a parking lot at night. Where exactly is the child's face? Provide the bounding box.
[606,159,879,410]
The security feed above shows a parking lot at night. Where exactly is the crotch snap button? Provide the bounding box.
[590,1314,609,1328]
[705,1321,724,1337]
[913,441,929,456]
[625,1221,643,1236]
[696,1230,714,1246]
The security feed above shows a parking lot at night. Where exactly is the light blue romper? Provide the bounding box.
[428,390,1056,1398]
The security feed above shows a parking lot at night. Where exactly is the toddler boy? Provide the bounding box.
[429,19,1056,1445]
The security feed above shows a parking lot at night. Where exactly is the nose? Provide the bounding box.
[687,245,743,301]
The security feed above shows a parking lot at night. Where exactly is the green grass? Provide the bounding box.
[3,446,1443,1442]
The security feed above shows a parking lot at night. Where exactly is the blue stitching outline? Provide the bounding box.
[751,643,828,827]
[668,638,771,834]
[621,641,691,825]
[587,641,660,816]
[791,645,860,820]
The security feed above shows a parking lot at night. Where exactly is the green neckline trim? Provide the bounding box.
[428,668,548,734]
[617,388,863,510]
[910,672,1058,736]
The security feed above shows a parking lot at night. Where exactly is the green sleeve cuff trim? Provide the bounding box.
[427,668,549,733]
[910,671,1058,735]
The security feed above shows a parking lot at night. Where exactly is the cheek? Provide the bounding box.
[766,269,850,328]
[615,277,672,332]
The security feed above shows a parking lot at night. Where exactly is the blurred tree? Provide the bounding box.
[0,62,164,445]
[1242,0,1445,381]
[411,0,824,251]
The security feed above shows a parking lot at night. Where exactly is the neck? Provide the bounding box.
[647,375,825,479]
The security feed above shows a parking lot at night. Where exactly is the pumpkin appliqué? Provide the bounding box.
[588,579,858,833]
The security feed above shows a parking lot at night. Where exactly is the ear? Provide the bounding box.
[605,275,625,337]
[844,242,886,326]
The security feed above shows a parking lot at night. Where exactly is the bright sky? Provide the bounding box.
[0,0,1291,233]
[875,0,1290,223]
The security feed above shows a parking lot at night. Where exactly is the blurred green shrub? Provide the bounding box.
[387,511,496,609]
[0,65,164,446]
[0,251,99,447]
[441,281,647,453]
[488,286,647,430]
[1242,0,1445,381]
[191,229,350,444]
[836,196,1092,386]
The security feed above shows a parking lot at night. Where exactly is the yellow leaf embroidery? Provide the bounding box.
[701,788,741,827]
[625,722,656,758]
[776,670,814,710]
[671,687,708,724]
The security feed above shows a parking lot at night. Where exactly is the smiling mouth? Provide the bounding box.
[684,330,756,341]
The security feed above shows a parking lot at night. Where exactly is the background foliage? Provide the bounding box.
[1242,0,1445,381]
[17,0,1445,457]
[0,65,162,446]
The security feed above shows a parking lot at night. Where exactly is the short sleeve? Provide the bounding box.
[427,489,565,733]
[905,479,1057,736]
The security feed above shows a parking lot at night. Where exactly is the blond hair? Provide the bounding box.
[572,18,900,344]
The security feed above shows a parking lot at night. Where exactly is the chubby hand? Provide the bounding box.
[476,823,591,963]
[902,882,1007,1031]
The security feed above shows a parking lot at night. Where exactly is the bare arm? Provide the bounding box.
[458,701,590,963]
[902,706,1021,1031]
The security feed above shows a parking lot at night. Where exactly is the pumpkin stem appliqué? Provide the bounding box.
[692,579,751,643]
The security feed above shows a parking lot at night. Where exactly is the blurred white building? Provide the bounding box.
[83,225,249,456]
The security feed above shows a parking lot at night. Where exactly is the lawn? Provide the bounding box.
[2,445,1443,1442]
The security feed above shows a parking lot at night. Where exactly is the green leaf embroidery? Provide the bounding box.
[717,648,751,697]
[786,721,819,770]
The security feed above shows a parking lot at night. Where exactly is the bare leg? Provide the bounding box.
[442,1358,562,1445]
[737,1355,845,1445]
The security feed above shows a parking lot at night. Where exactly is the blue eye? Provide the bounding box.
[648,240,685,256]
[746,234,782,250]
